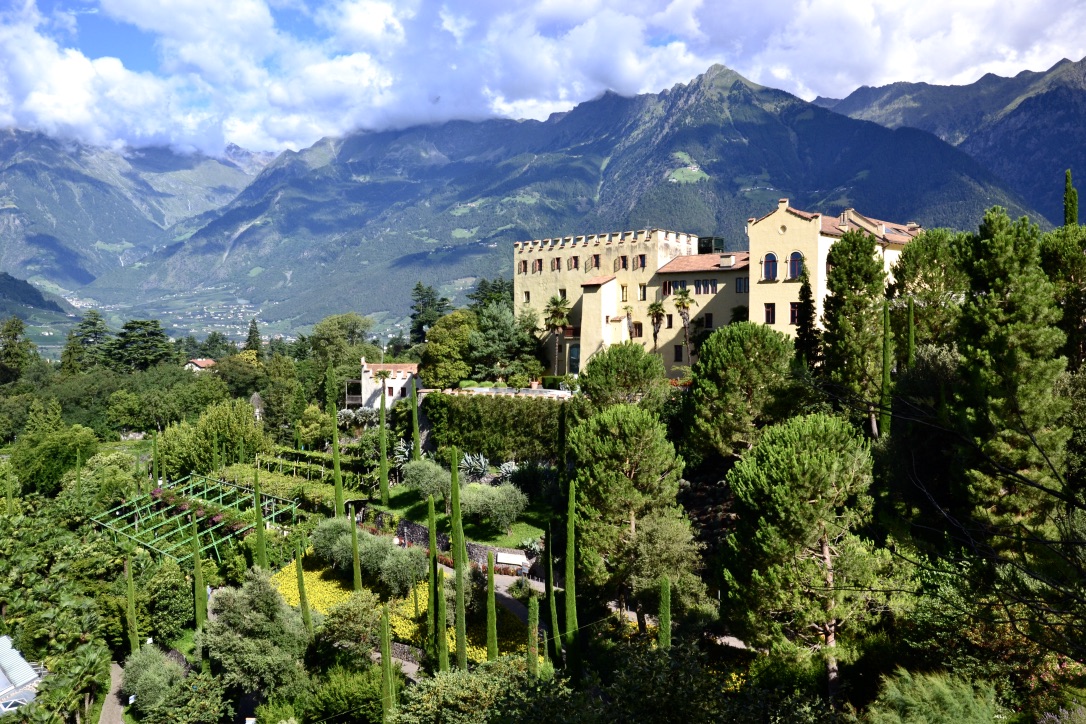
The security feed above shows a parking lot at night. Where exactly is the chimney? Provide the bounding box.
[719,254,736,268]
[778,198,789,210]
[906,222,919,231]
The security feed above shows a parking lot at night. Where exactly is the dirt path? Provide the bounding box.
[97,663,124,724]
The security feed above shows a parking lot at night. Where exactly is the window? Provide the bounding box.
[790,302,800,325]
[736,277,749,294]
[704,313,713,329]
[694,280,703,295]
[710,279,718,294]
[666,314,674,329]
[614,255,629,272]
[559,288,567,300]
[674,344,683,362]
[638,284,647,301]
[632,322,643,338]
[551,257,561,271]
[387,386,394,397]
[523,291,531,304]
[764,303,776,325]
[763,253,778,281]
[621,285,628,303]
[518,260,528,274]
[663,280,673,296]
[568,256,579,271]
[789,251,804,279]
[678,280,687,290]
[532,258,543,273]
[591,254,600,269]
[399,387,406,397]
[633,253,646,270]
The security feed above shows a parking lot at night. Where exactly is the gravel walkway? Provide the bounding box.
[97,663,124,724]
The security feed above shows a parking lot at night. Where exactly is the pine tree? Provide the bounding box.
[351,505,362,591]
[126,555,140,654]
[1066,169,1079,227]
[527,596,540,678]
[658,575,671,651]
[192,522,207,631]
[794,268,822,367]
[486,551,498,661]
[878,300,892,438]
[254,472,269,570]
[410,379,422,461]
[436,569,449,672]
[450,447,468,669]
[296,542,312,635]
[822,230,886,435]
[244,318,263,361]
[330,401,344,518]
[956,207,1069,540]
[564,477,578,668]
[379,375,390,506]
[545,523,561,664]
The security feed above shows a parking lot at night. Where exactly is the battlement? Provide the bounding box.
[513,228,697,252]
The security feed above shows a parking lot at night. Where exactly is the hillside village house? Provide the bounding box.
[513,199,922,377]
[345,359,419,409]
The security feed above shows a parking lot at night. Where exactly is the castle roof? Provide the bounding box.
[656,252,751,273]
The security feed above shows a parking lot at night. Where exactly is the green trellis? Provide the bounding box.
[92,474,298,564]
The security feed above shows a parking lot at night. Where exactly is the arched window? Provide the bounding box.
[789,251,804,279]
[763,252,778,281]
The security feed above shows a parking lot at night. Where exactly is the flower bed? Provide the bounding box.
[271,554,353,614]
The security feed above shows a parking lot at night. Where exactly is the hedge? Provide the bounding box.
[420,392,564,463]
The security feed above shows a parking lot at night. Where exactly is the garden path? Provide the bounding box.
[97,663,124,724]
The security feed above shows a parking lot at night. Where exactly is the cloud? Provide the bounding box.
[0,0,1084,154]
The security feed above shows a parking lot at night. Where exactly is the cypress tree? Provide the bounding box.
[296,542,312,634]
[294,423,301,451]
[212,430,219,474]
[794,267,822,367]
[410,379,422,461]
[450,447,468,669]
[330,401,344,518]
[545,523,561,664]
[254,472,269,570]
[486,551,497,661]
[192,522,207,630]
[351,504,362,591]
[1066,169,1079,227]
[658,575,671,651]
[907,296,916,368]
[381,605,393,720]
[75,449,82,504]
[240,437,246,467]
[527,596,539,678]
[379,381,390,506]
[436,569,449,672]
[879,300,892,438]
[126,555,140,654]
[564,477,578,666]
[152,432,159,486]
[427,496,439,661]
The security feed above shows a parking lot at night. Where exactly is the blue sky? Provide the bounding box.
[2,0,1084,155]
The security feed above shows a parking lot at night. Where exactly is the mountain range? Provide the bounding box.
[2,60,1078,333]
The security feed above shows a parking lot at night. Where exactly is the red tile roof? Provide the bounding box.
[656,252,750,273]
[187,358,216,368]
[582,274,616,286]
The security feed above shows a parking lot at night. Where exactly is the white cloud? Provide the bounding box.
[0,0,1083,154]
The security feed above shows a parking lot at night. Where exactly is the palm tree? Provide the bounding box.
[543,295,571,376]
[672,288,698,364]
[647,301,666,353]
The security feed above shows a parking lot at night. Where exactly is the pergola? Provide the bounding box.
[92,475,298,564]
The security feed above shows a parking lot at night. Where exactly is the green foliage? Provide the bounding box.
[297,402,333,450]
[1041,222,1086,369]
[146,558,193,645]
[866,668,1003,723]
[108,319,173,372]
[0,315,35,384]
[421,391,565,464]
[461,483,529,534]
[1067,169,1079,228]
[142,671,229,724]
[627,509,709,619]
[10,398,99,495]
[420,309,477,388]
[577,341,668,413]
[201,568,309,696]
[658,576,671,650]
[487,551,498,661]
[310,312,376,369]
[888,228,969,362]
[451,448,468,670]
[686,322,797,461]
[410,282,452,345]
[159,398,270,479]
[467,302,543,383]
[380,545,428,598]
[402,459,453,514]
[121,644,185,717]
[526,595,539,678]
[315,590,384,667]
[305,664,384,724]
[794,268,822,367]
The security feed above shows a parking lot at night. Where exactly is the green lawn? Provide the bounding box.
[370,485,554,548]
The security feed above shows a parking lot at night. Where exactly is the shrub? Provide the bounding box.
[461,483,528,533]
[867,668,1004,723]
[311,517,354,566]
[380,545,428,598]
[315,590,383,665]
[146,559,193,645]
[402,459,453,513]
[420,392,565,463]
[121,645,185,717]
[303,665,384,724]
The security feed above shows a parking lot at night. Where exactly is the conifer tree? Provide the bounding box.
[436,569,450,672]
[879,300,892,438]
[658,575,671,651]
[527,596,540,678]
[486,551,498,661]
[545,523,561,664]
[254,472,269,570]
[379,374,390,506]
[564,477,578,667]
[427,496,439,661]
[152,432,159,486]
[330,400,344,518]
[450,447,468,669]
[888,229,969,361]
[296,542,312,635]
[956,207,1069,539]
[350,505,362,591]
[192,522,207,630]
[794,268,822,367]
[75,449,82,504]
[244,318,263,360]
[1066,169,1079,227]
[822,229,886,435]
[126,555,140,654]
[410,379,422,461]
[381,605,394,720]
[907,297,916,368]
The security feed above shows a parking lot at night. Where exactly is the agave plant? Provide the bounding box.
[392,438,411,471]
[497,461,519,482]
[459,452,490,481]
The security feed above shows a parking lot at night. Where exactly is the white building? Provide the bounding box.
[346,358,419,409]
